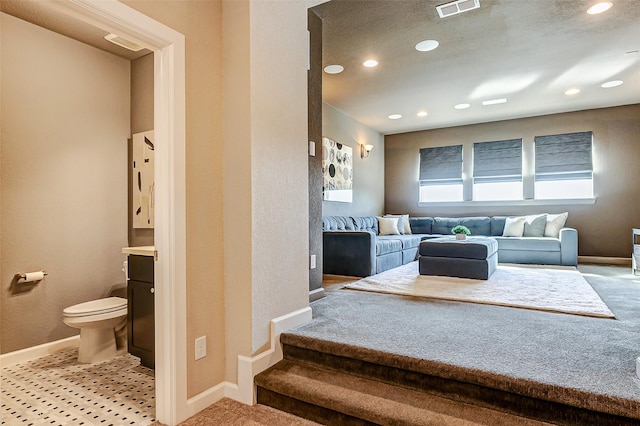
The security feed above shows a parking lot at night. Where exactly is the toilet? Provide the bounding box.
[63,297,127,364]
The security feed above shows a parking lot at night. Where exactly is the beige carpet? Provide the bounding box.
[153,398,319,425]
[344,262,615,318]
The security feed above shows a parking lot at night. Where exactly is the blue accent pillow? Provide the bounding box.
[523,214,547,237]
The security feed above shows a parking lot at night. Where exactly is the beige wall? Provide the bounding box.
[221,0,309,370]
[322,103,385,216]
[0,13,130,353]
[222,0,252,377]
[247,0,309,353]
[129,53,154,247]
[385,104,640,258]
[123,0,226,398]
[127,0,309,396]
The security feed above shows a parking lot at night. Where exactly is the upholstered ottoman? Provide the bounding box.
[419,237,498,279]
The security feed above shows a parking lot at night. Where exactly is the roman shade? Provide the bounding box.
[535,131,593,181]
[473,139,522,183]
[419,145,463,185]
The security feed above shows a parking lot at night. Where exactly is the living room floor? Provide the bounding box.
[308,263,640,417]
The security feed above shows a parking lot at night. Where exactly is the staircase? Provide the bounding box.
[256,333,640,425]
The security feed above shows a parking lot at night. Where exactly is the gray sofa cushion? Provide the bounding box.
[409,217,433,234]
[377,252,403,274]
[432,217,491,236]
[490,216,507,236]
[494,236,560,251]
[394,235,423,249]
[376,237,403,256]
[322,216,355,231]
[352,216,378,233]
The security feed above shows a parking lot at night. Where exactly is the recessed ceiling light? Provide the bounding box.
[363,59,379,68]
[564,88,581,95]
[482,98,507,106]
[601,80,623,88]
[417,111,429,117]
[415,40,439,52]
[323,64,344,74]
[587,2,613,15]
[388,114,403,120]
[454,103,470,110]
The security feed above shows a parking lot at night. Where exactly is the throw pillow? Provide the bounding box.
[385,214,411,235]
[502,216,525,237]
[378,217,401,236]
[544,212,568,238]
[523,214,547,237]
[384,215,404,235]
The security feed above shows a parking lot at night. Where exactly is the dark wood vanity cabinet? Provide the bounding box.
[127,255,155,369]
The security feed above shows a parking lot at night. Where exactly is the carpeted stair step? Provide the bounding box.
[256,359,550,425]
[267,333,639,425]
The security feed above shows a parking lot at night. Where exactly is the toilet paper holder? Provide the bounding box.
[15,271,48,283]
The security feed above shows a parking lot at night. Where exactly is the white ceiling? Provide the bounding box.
[312,0,640,135]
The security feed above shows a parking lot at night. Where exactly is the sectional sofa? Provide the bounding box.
[322,215,578,277]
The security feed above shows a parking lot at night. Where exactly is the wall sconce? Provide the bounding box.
[360,144,374,159]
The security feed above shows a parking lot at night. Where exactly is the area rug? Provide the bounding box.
[344,262,615,318]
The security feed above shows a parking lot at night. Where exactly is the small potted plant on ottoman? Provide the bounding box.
[451,225,471,240]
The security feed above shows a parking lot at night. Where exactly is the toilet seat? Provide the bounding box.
[63,297,127,318]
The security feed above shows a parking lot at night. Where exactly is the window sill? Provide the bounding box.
[417,198,596,208]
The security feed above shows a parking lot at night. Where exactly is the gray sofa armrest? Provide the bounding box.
[559,227,578,266]
[323,231,376,277]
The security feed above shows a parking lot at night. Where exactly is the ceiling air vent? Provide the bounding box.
[104,33,144,52]
[436,0,480,18]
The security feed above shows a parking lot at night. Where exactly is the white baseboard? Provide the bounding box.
[186,381,227,418]
[227,306,313,404]
[0,335,80,368]
[578,256,632,266]
[186,306,313,415]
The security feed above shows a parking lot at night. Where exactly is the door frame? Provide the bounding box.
[52,1,187,424]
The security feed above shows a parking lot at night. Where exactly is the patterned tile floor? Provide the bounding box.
[1,348,155,425]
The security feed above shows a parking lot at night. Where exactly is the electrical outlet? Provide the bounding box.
[310,254,317,269]
[195,336,206,360]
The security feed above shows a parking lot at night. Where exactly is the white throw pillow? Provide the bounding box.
[544,212,569,238]
[401,214,412,234]
[385,214,412,234]
[378,217,400,236]
[502,216,525,237]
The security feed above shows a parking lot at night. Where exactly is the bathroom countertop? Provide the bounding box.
[122,246,156,257]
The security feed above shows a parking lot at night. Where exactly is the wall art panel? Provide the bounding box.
[322,137,353,203]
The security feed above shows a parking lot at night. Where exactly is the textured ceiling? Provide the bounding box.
[0,0,151,60]
[313,0,640,134]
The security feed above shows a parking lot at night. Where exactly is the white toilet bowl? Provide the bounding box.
[63,297,127,364]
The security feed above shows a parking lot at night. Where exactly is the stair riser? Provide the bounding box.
[257,387,377,425]
[283,343,638,426]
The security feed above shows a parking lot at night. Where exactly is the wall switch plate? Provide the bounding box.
[195,336,206,360]
[309,141,315,156]
[310,254,317,269]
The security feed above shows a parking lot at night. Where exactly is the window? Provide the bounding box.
[419,145,463,202]
[473,139,523,201]
[534,131,593,199]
